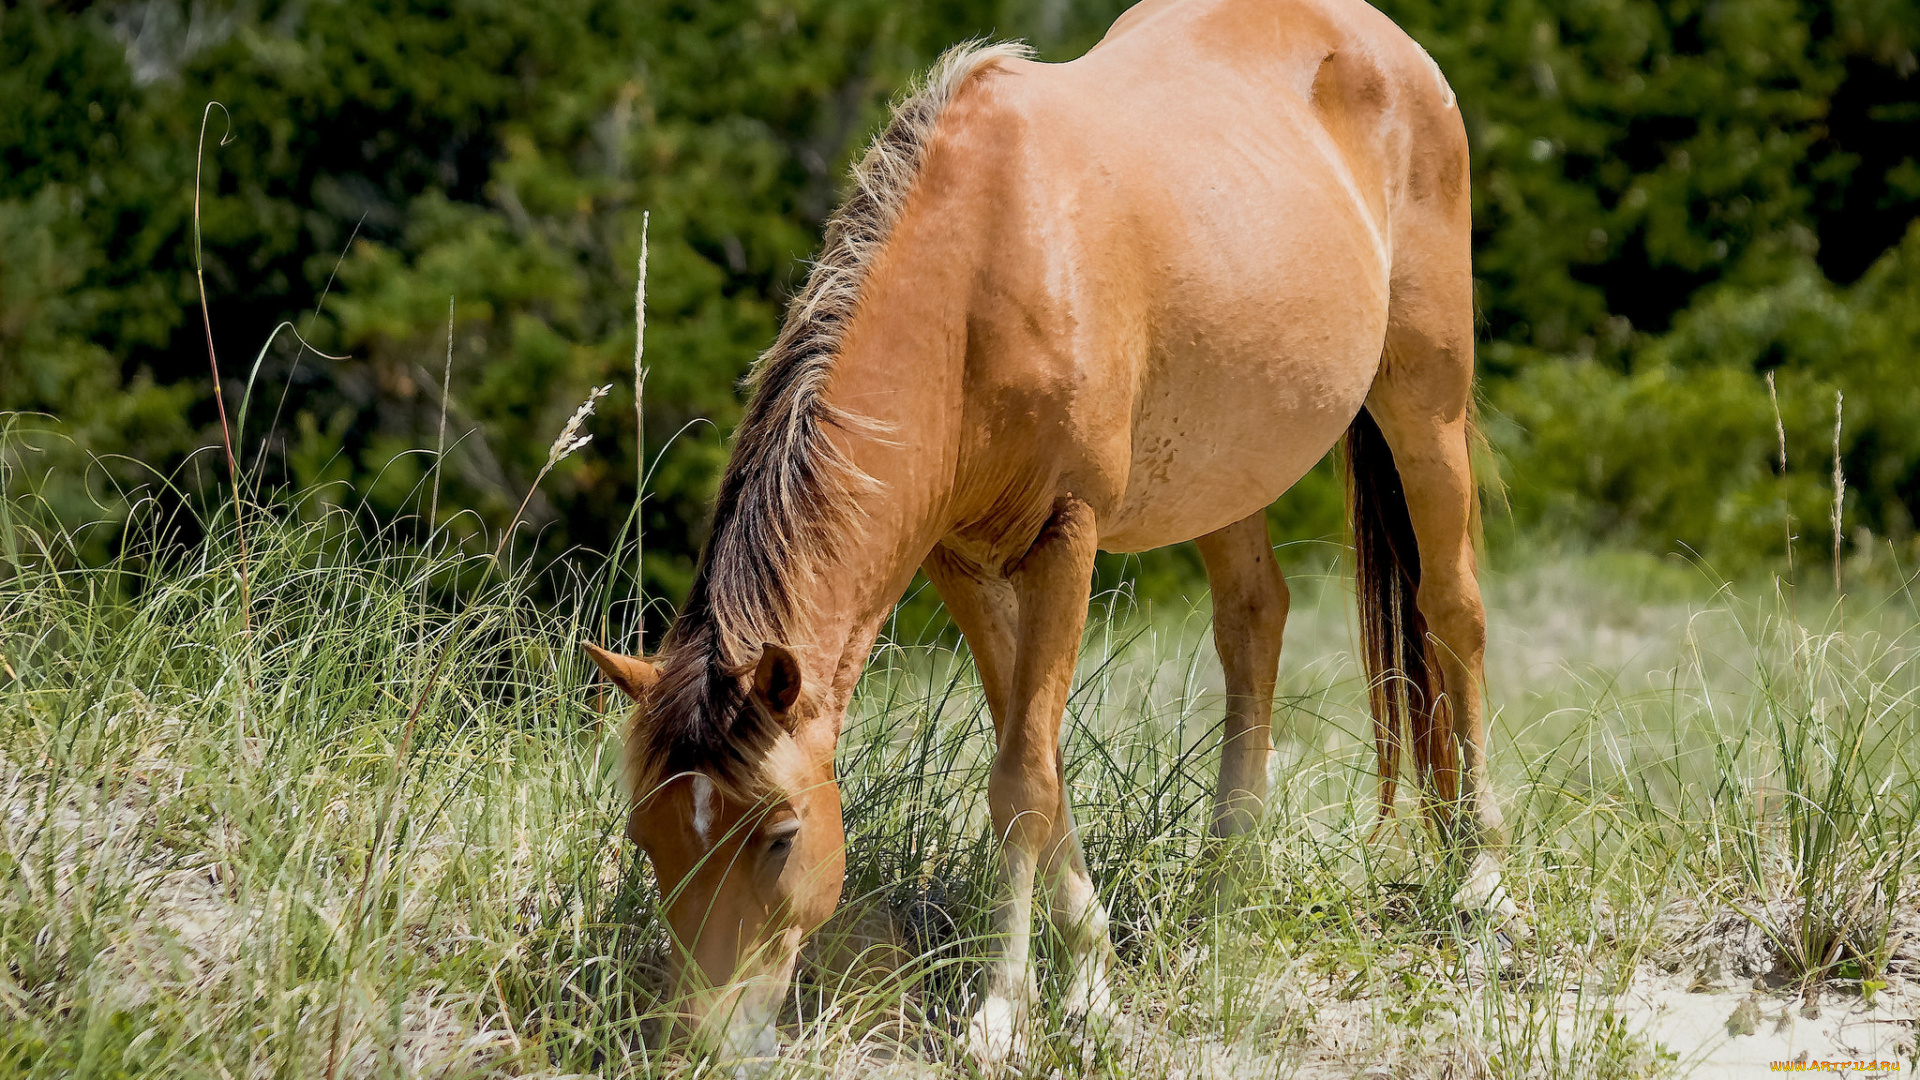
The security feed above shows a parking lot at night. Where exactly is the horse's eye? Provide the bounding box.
[765,822,800,861]
[757,824,798,891]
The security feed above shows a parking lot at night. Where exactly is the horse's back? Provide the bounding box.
[936,0,1469,553]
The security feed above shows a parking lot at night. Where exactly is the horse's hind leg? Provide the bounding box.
[1196,513,1288,839]
[1366,267,1514,921]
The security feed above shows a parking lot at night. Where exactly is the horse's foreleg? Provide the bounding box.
[963,498,1101,1062]
[931,544,1116,1030]
[1044,749,1114,1026]
[925,546,1018,720]
[1196,513,1288,840]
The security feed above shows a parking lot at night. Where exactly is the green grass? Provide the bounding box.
[2,482,1918,1079]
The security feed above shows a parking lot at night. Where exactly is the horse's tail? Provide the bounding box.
[1345,407,1433,822]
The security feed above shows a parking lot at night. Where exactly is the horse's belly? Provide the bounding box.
[1097,331,1382,553]
[1014,54,1395,553]
[1085,111,1391,551]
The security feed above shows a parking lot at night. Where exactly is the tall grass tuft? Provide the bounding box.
[2,430,1918,1076]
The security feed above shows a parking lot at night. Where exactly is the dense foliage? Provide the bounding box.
[3,0,1917,598]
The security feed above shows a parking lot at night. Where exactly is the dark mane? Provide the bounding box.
[627,41,1032,803]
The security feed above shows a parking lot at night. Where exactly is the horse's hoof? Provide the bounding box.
[966,996,1029,1067]
[1063,1002,1130,1068]
[1453,857,1528,939]
[1062,963,1114,1026]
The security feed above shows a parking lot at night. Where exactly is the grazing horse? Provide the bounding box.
[586,0,1511,1061]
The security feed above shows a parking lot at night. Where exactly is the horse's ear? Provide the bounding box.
[583,642,659,701]
[751,643,803,728]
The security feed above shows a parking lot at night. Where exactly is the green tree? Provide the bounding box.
[3,0,1918,592]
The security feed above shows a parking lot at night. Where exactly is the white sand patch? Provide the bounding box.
[792,894,1920,1079]
[1618,972,1915,1078]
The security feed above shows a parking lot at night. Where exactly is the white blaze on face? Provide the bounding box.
[712,926,803,1064]
[690,773,714,845]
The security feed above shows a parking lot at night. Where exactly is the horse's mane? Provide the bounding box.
[627,40,1032,806]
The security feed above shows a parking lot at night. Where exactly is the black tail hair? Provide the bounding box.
[1345,408,1434,819]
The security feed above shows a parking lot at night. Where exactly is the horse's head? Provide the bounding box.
[584,641,846,1060]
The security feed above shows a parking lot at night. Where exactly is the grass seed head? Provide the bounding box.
[547,383,612,470]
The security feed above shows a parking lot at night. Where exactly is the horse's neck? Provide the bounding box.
[784,229,972,745]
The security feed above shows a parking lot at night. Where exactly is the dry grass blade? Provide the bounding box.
[192,102,252,653]
[635,209,649,652]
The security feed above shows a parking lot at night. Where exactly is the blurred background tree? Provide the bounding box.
[2,0,1917,612]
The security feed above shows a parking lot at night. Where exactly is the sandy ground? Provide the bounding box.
[9,565,1916,1078]
[10,759,1918,1078]
[1073,965,1919,1079]
[792,894,1920,1079]
[1620,972,1914,1079]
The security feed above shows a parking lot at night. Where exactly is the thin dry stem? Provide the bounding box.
[1832,389,1845,597]
[430,297,454,532]
[1767,371,1793,585]
[634,210,649,652]
[194,103,251,644]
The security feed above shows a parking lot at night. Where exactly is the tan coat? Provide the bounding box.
[589,0,1511,1062]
